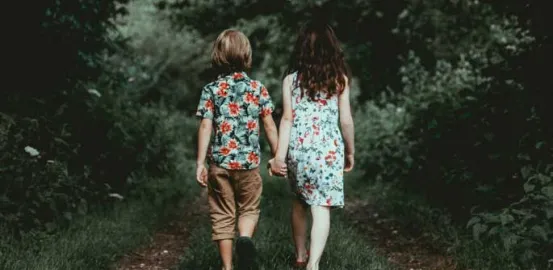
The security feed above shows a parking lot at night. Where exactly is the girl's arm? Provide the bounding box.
[271,74,294,175]
[339,76,355,171]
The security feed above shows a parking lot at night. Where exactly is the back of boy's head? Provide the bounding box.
[211,29,252,75]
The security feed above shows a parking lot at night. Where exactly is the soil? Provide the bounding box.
[344,199,460,270]
[115,190,209,270]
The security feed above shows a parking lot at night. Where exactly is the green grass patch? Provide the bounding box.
[178,167,393,270]
[0,175,199,270]
[346,177,521,270]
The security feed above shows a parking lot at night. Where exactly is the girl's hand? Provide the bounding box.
[269,158,287,177]
[344,154,354,172]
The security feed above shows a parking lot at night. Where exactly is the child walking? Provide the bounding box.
[195,29,278,270]
[270,21,355,270]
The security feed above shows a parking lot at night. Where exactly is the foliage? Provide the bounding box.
[3,0,552,268]
[468,164,553,267]
[0,0,195,235]
[351,0,551,267]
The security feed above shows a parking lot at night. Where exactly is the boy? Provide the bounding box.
[195,29,278,270]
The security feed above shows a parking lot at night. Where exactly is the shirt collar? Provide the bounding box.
[217,71,248,80]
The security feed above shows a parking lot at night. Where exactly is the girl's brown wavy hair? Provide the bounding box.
[285,21,351,100]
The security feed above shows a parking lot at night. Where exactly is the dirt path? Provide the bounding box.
[115,178,459,270]
[115,190,208,270]
[345,198,459,270]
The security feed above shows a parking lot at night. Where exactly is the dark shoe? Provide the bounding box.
[236,236,258,270]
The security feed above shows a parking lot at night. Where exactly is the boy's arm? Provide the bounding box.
[262,114,278,156]
[196,118,213,167]
[195,85,214,186]
[259,84,278,156]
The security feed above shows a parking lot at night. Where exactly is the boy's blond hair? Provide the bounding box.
[211,29,252,73]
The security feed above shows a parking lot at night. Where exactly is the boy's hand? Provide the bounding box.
[344,154,354,172]
[196,164,208,187]
[268,158,287,177]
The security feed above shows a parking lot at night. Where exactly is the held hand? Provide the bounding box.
[268,158,287,177]
[196,164,208,187]
[344,154,354,172]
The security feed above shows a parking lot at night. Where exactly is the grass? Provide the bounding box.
[345,177,521,270]
[178,166,393,270]
[0,175,198,270]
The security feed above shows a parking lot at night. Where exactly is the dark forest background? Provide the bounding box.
[1,1,551,269]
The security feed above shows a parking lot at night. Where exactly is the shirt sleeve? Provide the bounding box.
[196,85,214,119]
[259,84,274,117]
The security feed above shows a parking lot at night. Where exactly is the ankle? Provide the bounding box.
[296,249,308,261]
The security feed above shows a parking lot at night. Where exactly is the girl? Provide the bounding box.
[270,21,355,270]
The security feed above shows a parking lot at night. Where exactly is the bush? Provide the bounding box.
[0,0,196,235]
[468,164,553,267]
[353,2,552,267]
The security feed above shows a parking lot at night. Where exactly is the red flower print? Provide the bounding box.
[220,121,233,134]
[220,147,231,156]
[325,152,337,165]
[250,80,258,89]
[229,161,242,170]
[217,82,229,97]
[245,92,256,104]
[247,120,257,131]
[233,72,244,80]
[205,99,214,112]
[319,99,328,106]
[228,102,241,116]
[261,107,272,116]
[227,139,238,149]
[219,81,229,90]
[298,137,304,144]
[261,86,269,98]
[247,152,259,164]
[326,198,332,205]
[312,124,320,135]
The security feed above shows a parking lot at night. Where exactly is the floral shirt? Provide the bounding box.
[196,71,274,170]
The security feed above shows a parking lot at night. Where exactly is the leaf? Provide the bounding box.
[502,233,519,250]
[544,207,553,219]
[520,249,537,263]
[500,213,514,225]
[523,182,535,193]
[530,225,548,241]
[467,216,481,228]
[488,225,501,236]
[541,186,553,198]
[472,223,488,240]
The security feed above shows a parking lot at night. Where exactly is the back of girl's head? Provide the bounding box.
[286,20,350,99]
[211,29,252,75]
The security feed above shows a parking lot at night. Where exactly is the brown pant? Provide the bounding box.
[207,165,262,241]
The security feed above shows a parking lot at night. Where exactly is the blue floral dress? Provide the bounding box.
[287,72,345,207]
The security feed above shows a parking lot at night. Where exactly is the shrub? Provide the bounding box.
[0,0,197,235]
